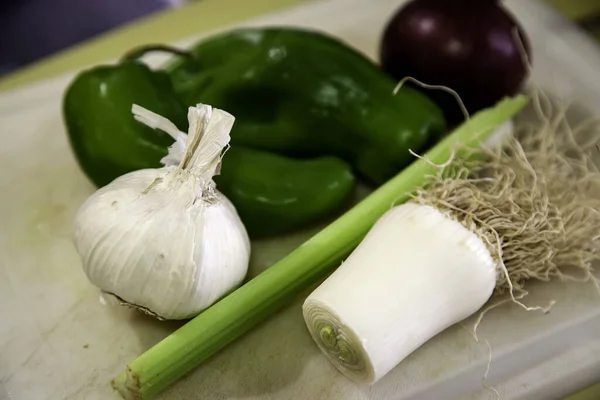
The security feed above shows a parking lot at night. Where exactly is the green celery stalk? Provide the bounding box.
[112,95,529,399]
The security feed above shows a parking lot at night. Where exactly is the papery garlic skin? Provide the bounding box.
[74,104,250,320]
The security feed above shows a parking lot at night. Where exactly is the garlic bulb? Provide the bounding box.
[74,104,251,320]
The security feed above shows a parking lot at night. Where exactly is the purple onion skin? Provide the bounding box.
[380,0,531,124]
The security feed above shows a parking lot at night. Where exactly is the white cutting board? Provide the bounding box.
[2,1,600,399]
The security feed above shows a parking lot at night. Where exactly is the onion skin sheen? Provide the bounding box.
[302,203,497,384]
[379,0,531,124]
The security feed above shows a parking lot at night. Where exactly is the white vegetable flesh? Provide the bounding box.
[302,203,497,384]
[74,105,250,320]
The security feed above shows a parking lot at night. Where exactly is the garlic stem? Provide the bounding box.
[132,104,181,140]
[184,106,232,180]
[131,105,188,167]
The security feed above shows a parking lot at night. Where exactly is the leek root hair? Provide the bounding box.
[411,104,600,297]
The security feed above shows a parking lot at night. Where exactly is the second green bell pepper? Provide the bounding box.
[63,27,447,237]
[166,27,446,185]
[214,147,355,237]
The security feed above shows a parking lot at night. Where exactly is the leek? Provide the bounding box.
[302,95,600,385]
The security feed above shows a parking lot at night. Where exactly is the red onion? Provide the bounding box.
[379,0,531,124]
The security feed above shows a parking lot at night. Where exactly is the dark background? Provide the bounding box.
[0,0,183,76]
[0,0,598,78]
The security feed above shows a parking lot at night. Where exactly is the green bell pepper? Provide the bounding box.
[62,53,355,237]
[214,147,355,237]
[166,27,446,185]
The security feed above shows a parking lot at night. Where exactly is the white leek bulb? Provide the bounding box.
[74,104,251,320]
[302,203,496,384]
